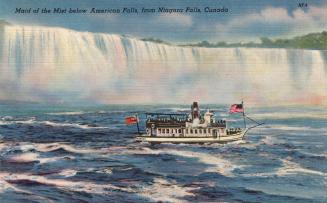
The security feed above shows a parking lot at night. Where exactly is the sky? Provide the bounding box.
[1,0,327,43]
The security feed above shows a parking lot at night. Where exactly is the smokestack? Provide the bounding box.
[191,102,200,120]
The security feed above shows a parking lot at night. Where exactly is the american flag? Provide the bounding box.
[230,103,244,113]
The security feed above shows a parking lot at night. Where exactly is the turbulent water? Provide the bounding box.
[0,103,326,202]
[1,25,327,104]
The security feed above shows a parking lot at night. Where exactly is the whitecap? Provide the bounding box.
[268,125,321,131]
[0,171,133,195]
[241,157,327,178]
[5,150,75,164]
[35,143,106,154]
[250,112,327,120]
[58,169,77,177]
[46,111,86,115]
[7,152,39,163]
[276,158,327,177]
[261,136,285,145]
[139,178,195,203]
[0,116,13,120]
[0,118,36,125]
[0,118,108,130]
[125,147,241,177]
[41,120,108,129]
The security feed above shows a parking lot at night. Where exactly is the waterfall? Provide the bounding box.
[0,25,326,105]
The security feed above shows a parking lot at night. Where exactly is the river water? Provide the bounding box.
[0,103,326,202]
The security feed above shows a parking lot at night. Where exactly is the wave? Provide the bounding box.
[0,117,36,125]
[158,107,192,112]
[0,171,195,202]
[260,136,285,146]
[6,152,40,163]
[0,143,7,151]
[268,125,315,131]
[34,143,107,154]
[0,116,14,120]
[276,158,326,177]
[0,171,133,195]
[124,147,242,177]
[41,120,108,129]
[46,111,86,115]
[140,177,195,202]
[3,149,75,165]
[297,151,327,159]
[250,112,327,120]
[1,142,108,158]
[58,169,78,177]
[264,125,327,133]
[0,118,109,129]
[46,110,128,115]
[0,175,54,203]
[240,157,326,178]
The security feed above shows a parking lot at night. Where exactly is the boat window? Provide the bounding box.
[178,129,181,133]
[186,129,188,134]
[190,129,193,134]
[158,128,161,133]
[204,129,206,134]
[199,129,202,134]
[194,129,197,134]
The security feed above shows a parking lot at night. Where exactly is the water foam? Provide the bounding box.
[46,111,86,115]
[276,158,327,177]
[0,171,133,195]
[140,178,196,202]
[251,112,327,120]
[0,118,108,129]
[35,143,104,154]
[42,120,108,129]
[125,147,240,177]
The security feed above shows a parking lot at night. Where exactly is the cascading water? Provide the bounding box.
[0,25,326,104]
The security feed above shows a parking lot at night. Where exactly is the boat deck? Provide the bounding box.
[136,129,247,144]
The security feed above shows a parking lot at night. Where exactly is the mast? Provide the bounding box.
[242,100,246,129]
[136,114,141,134]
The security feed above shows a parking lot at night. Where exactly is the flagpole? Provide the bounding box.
[136,114,140,134]
[242,100,246,129]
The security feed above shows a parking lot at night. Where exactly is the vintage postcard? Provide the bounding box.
[0,0,326,202]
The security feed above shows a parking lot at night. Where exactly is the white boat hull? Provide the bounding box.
[135,129,247,144]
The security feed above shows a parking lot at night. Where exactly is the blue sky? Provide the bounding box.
[1,0,327,43]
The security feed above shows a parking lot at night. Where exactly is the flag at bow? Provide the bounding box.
[125,116,138,125]
[230,103,244,113]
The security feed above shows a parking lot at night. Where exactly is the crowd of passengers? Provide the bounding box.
[147,117,226,124]
[226,128,242,135]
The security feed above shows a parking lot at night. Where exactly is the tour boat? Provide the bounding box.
[126,102,262,144]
